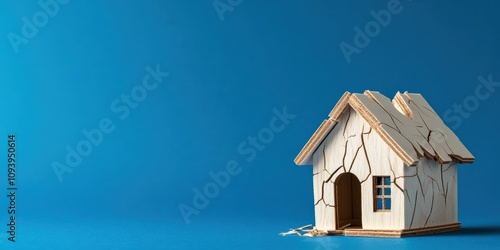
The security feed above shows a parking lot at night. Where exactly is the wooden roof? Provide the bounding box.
[294,91,474,166]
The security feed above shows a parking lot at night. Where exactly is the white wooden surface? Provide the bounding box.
[307,91,469,232]
[403,159,458,228]
[312,106,405,230]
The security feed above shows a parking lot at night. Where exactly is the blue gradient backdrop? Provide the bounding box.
[1,0,499,249]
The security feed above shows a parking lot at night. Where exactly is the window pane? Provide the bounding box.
[377,188,383,195]
[384,177,391,186]
[385,187,391,196]
[377,198,383,210]
[386,198,391,210]
[376,177,383,185]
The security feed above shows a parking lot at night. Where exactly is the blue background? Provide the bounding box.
[1,0,500,249]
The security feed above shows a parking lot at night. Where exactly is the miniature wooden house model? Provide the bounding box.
[294,91,474,237]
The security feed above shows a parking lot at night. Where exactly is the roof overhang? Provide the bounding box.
[294,92,351,165]
[294,90,475,167]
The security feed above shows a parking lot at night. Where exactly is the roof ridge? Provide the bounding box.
[295,90,474,166]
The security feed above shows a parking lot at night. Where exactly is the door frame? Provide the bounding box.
[335,173,362,229]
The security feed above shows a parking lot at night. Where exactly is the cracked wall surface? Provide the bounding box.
[403,158,457,228]
[312,106,405,230]
[303,91,472,231]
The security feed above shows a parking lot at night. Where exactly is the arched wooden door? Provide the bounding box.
[335,173,362,229]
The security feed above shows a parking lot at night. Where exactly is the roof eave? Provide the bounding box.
[294,91,351,166]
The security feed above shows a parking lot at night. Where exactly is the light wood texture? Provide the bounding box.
[397,92,474,163]
[297,90,474,167]
[301,90,473,235]
[403,159,458,229]
[328,91,352,120]
[295,92,351,165]
[342,223,461,237]
[348,93,419,166]
[295,119,335,165]
[312,107,405,230]
[366,91,434,157]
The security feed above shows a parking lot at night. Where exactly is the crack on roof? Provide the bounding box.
[408,98,426,114]
[382,121,424,156]
[367,92,404,132]
[295,91,474,168]
[415,110,431,132]
[422,106,437,116]
[422,140,443,164]
[434,129,456,155]
[380,122,401,134]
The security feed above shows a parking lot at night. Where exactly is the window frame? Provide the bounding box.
[373,176,391,212]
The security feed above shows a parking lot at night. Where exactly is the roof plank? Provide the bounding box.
[405,93,475,163]
[295,91,474,166]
